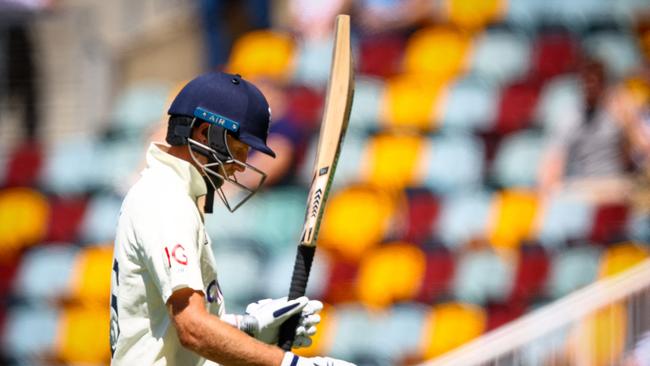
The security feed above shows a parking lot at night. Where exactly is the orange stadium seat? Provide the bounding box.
[598,242,648,278]
[357,242,426,309]
[56,305,111,364]
[68,246,113,305]
[380,74,445,131]
[488,189,540,250]
[363,133,427,190]
[568,302,627,366]
[226,30,295,81]
[0,187,49,262]
[420,302,487,359]
[318,185,399,261]
[445,0,506,31]
[403,26,472,81]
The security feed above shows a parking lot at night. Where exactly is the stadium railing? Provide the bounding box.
[421,259,650,366]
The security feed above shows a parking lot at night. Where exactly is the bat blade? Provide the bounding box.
[301,15,354,246]
[278,14,354,351]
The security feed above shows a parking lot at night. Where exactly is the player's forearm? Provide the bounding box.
[177,311,284,366]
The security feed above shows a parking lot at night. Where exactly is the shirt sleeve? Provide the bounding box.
[138,197,205,304]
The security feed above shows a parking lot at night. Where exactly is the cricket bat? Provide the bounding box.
[277,14,354,351]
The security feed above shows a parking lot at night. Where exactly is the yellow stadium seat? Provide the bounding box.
[319,185,400,261]
[568,303,626,366]
[598,242,648,279]
[403,26,472,80]
[488,189,539,250]
[363,133,427,191]
[0,188,49,262]
[357,242,426,309]
[445,0,506,31]
[69,245,114,305]
[420,302,486,359]
[294,304,335,357]
[380,74,446,131]
[56,305,111,364]
[226,30,295,81]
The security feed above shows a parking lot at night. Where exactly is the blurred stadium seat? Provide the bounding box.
[380,74,445,131]
[319,184,399,261]
[403,26,471,81]
[536,191,595,248]
[453,248,513,304]
[469,29,532,86]
[1,304,59,361]
[402,188,440,244]
[436,190,493,248]
[68,246,113,305]
[357,242,426,309]
[358,35,405,78]
[417,245,456,303]
[420,302,487,359]
[78,194,123,245]
[440,76,499,132]
[12,245,78,301]
[348,76,384,133]
[3,141,42,187]
[227,30,295,82]
[598,242,648,278]
[491,130,544,188]
[419,133,485,193]
[446,0,505,31]
[546,245,602,298]
[0,188,49,261]
[55,305,110,364]
[509,244,550,302]
[488,189,540,250]
[364,132,427,190]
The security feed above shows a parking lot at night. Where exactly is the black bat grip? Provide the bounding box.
[278,244,316,351]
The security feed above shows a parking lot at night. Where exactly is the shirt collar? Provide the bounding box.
[145,143,207,199]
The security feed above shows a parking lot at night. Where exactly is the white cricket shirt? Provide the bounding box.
[110,143,224,366]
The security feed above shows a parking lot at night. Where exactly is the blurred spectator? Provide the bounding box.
[199,0,271,69]
[538,57,637,203]
[288,0,351,40]
[0,0,51,142]
[623,331,650,366]
[354,0,438,35]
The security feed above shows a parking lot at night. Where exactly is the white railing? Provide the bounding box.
[421,259,650,366]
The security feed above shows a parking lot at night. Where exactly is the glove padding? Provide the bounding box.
[281,352,357,366]
[245,296,323,348]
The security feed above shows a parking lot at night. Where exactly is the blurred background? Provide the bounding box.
[1,0,650,365]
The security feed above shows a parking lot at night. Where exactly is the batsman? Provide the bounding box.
[108,71,355,366]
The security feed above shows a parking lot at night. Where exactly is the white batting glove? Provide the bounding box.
[238,296,323,347]
[282,352,357,366]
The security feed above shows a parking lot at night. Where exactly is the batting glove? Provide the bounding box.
[233,296,323,347]
[282,352,357,366]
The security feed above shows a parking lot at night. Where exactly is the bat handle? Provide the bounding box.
[278,244,316,351]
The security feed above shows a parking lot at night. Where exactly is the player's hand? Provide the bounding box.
[245,296,322,347]
[282,352,357,366]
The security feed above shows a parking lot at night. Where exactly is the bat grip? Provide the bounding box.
[278,244,316,351]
